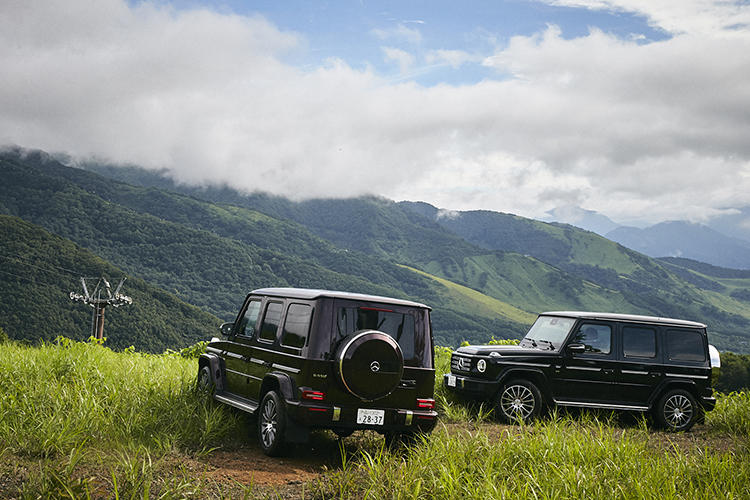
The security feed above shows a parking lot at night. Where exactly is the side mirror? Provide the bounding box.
[219,322,234,337]
[567,343,585,354]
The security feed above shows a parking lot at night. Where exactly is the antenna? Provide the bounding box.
[70,277,133,340]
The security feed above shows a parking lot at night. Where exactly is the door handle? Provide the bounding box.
[602,369,614,375]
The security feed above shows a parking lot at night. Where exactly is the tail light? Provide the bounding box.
[302,390,325,401]
[417,398,435,410]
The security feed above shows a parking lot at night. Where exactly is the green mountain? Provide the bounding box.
[0,150,529,346]
[0,215,218,352]
[82,157,750,352]
[4,148,750,352]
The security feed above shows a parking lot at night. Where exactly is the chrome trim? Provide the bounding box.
[555,400,648,411]
[206,346,223,355]
[621,370,649,375]
[568,366,601,372]
[249,357,266,365]
[224,351,244,360]
[272,363,301,374]
[666,373,708,380]
[502,361,552,368]
[225,368,262,381]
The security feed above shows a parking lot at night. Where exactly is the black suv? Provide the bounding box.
[198,288,437,455]
[444,311,720,431]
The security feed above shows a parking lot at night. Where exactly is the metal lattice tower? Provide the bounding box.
[70,277,132,340]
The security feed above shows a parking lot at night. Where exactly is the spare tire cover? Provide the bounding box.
[336,329,404,401]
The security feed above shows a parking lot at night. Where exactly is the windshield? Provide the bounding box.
[521,316,576,350]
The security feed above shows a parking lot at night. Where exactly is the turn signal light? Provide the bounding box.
[302,390,325,401]
[417,398,435,410]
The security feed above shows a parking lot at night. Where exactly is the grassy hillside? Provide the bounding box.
[0,215,218,352]
[2,338,749,498]
[10,149,750,351]
[0,150,524,346]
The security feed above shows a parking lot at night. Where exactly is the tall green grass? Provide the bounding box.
[317,415,750,499]
[0,337,244,498]
[0,337,236,458]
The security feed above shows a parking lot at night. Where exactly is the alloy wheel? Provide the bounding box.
[260,397,278,448]
[663,393,693,430]
[500,384,535,421]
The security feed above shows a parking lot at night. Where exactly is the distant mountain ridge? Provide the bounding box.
[3,147,750,351]
[607,221,750,270]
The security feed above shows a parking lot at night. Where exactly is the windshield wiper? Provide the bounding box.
[522,338,538,348]
[536,339,555,350]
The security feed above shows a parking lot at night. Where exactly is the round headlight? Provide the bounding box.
[477,359,486,373]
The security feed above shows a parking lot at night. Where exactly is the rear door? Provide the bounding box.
[615,323,663,406]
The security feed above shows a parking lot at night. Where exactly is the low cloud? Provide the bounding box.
[1,0,750,223]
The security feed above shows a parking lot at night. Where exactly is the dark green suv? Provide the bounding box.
[198,288,437,455]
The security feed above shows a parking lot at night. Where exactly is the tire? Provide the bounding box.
[336,329,404,401]
[196,365,214,397]
[258,391,286,456]
[656,389,699,432]
[496,380,543,424]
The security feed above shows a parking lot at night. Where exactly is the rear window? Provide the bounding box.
[667,329,706,362]
[281,303,312,349]
[622,326,657,358]
[259,302,283,342]
[335,302,431,368]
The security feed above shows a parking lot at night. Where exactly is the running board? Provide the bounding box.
[554,400,649,412]
[214,393,259,414]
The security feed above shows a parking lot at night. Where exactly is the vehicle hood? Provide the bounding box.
[455,344,556,357]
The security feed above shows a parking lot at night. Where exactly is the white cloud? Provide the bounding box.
[372,23,423,44]
[425,49,477,68]
[1,0,750,224]
[382,47,416,73]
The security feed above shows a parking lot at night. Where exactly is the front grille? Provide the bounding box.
[451,355,471,373]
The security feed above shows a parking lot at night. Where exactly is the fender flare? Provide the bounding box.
[261,372,297,402]
[497,367,553,405]
[198,353,225,392]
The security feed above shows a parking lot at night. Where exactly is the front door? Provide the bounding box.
[224,298,262,399]
[553,321,618,404]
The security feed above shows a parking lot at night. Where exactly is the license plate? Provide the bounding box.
[357,408,385,425]
[447,375,457,387]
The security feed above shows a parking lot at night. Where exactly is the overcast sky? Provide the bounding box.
[1,0,749,226]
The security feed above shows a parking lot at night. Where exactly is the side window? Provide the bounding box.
[281,303,312,349]
[667,329,706,362]
[622,326,657,358]
[571,323,611,354]
[237,300,261,337]
[259,302,283,342]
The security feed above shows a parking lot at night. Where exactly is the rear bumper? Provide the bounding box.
[285,400,438,433]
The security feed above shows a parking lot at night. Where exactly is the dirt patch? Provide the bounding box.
[203,447,326,486]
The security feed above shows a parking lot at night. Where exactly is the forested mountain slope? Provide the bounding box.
[80,157,750,352]
[4,148,750,351]
[0,150,530,345]
[0,215,218,351]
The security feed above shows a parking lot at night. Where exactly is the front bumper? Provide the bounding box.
[285,400,438,433]
[443,373,497,401]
